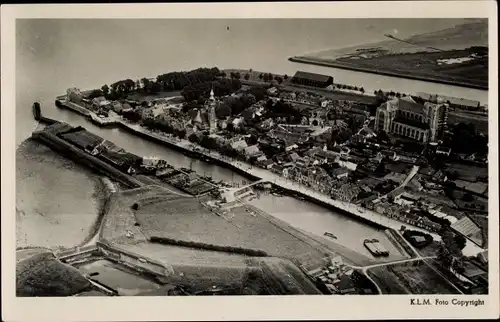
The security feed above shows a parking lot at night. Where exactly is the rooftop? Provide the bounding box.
[292,71,333,83]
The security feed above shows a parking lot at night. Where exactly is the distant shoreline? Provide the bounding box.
[289,56,489,91]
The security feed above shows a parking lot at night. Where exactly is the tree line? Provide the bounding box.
[149,236,269,257]
[181,78,242,102]
[95,67,223,100]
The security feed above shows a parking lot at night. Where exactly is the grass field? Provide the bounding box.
[117,190,330,269]
[100,184,330,294]
[367,260,461,295]
[17,252,91,296]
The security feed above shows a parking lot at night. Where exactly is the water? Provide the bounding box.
[15,19,488,252]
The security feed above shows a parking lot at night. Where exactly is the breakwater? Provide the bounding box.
[289,56,488,91]
[31,130,143,188]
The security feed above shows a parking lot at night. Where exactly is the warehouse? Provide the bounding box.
[291,71,334,88]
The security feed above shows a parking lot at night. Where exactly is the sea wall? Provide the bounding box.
[31,130,143,188]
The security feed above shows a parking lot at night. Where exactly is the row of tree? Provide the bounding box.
[149,236,268,257]
[142,117,187,139]
[436,228,467,274]
[447,122,488,157]
[374,89,408,99]
[97,67,223,100]
[181,78,242,102]
[157,67,221,91]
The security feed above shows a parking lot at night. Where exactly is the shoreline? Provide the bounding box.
[54,99,436,237]
[288,56,489,91]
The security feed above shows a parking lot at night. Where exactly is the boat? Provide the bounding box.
[324,232,338,240]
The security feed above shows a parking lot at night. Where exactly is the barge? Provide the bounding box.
[324,232,338,240]
[363,238,389,257]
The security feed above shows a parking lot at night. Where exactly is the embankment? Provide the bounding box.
[78,178,118,247]
[289,56,488,90]
[31,130,143,188]
[16,251,92,296]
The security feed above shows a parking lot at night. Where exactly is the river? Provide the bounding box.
[15,19,487,255]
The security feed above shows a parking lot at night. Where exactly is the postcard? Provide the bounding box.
[1,2,498,321]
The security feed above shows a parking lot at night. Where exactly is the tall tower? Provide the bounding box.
[208,84,218,133]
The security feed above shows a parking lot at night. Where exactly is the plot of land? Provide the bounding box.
[367,260,461,295]
[102,185,330,273]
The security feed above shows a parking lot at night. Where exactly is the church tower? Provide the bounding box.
[207,84,218,133]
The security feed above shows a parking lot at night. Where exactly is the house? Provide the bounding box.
[436,146,452,156]
[267,87,279,96]
[91,96,108,107]
[319,99,330,108]
[244,145,262,158]
[109,101,123,113]
[336,157,357,171]
[232,117,244,128]
[121,103,133,113]
[289,152,303,163]
[335,273,357,295]
[231,139,248,151]
[285,142,299,152]
[259,158,275,169]
[256,155,267,162]
[331,167,350,179]
[332,183,361,202]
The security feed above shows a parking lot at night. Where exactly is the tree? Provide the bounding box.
[360,87,365,93]
[462,193,474,202]
[258,73,263,80]
[244,73,250,80]
[215,102,232,119]
[437,245,453,268]
[377,130,389,142]
[87,89,104,99]
[454,235,467,250]
[451,258,465,274]
[188,133,199,143]
[284,74,288,80]
[131,203,139,211]
[276,76,283,84]
[101,84,110,95]
[151,81,162,93]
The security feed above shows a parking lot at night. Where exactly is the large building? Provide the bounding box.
[374,96,449,143]
[291,71,334,88]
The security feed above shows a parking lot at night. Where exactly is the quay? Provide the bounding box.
[53,98,440,239]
